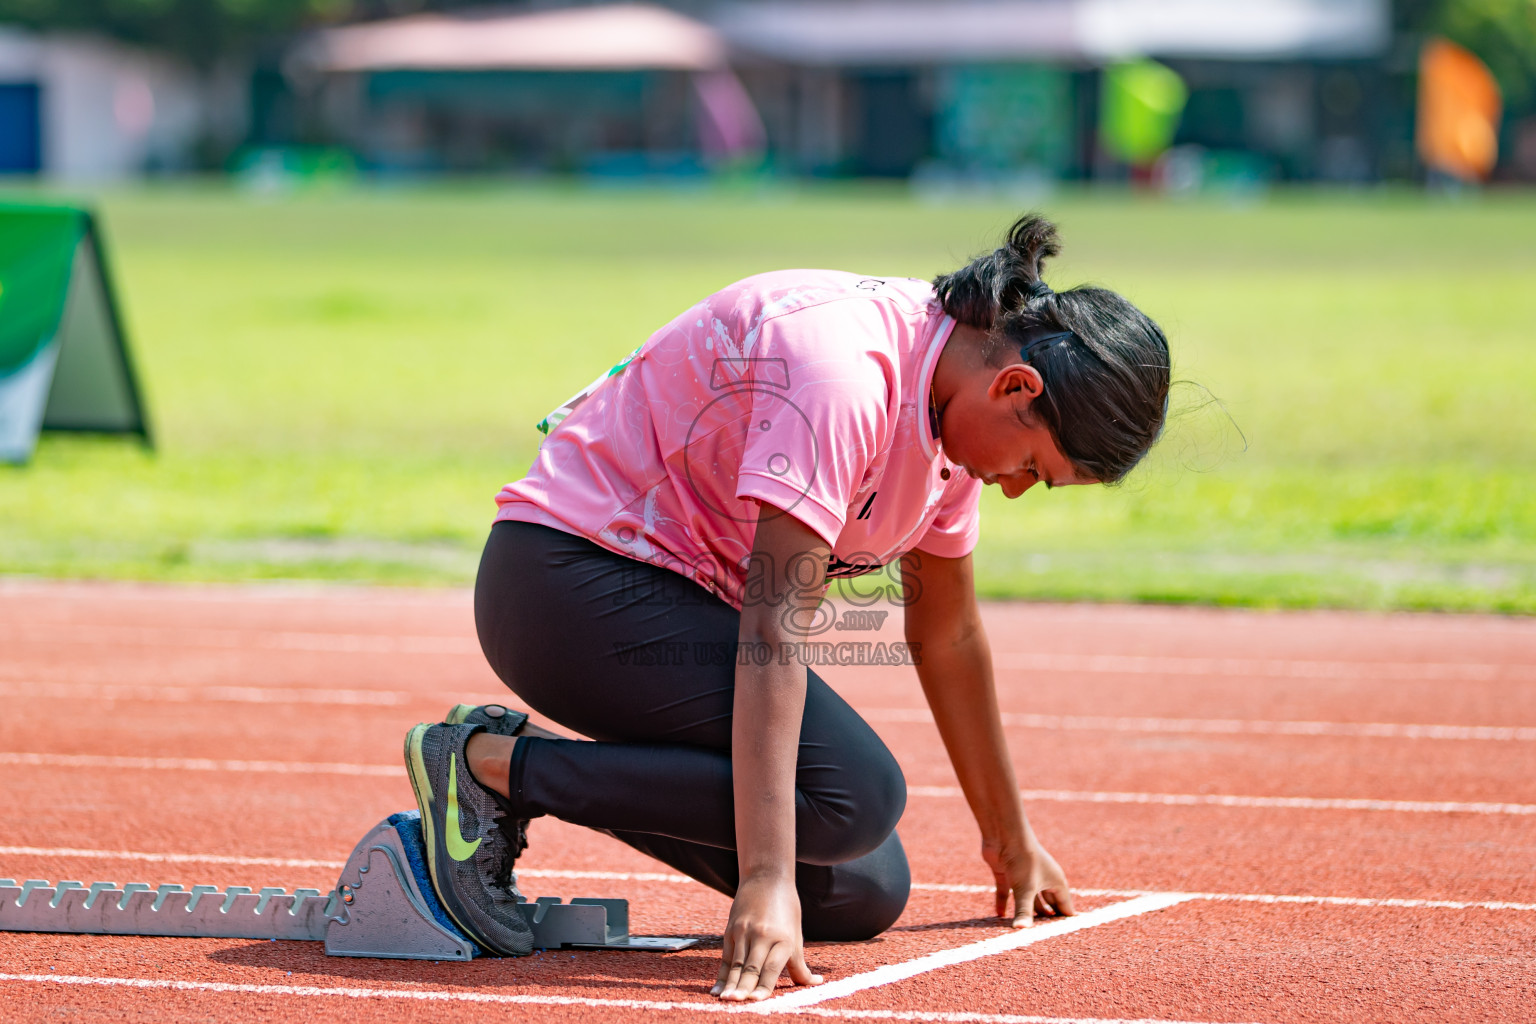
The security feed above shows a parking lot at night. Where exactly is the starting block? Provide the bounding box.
[0,811,696,959]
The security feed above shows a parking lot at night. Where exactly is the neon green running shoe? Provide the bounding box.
[403,722,534,957]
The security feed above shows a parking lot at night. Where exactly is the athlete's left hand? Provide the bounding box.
[982,836,1076,927]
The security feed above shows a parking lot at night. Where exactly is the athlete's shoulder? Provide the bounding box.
[710,270,937,320]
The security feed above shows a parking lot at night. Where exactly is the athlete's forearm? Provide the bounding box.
[731,610,808,883]
[914,621,1031,846]
[731,506,831,885]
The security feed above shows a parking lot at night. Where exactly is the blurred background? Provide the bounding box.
[0,0,1532,613]
[0,0,1532,186]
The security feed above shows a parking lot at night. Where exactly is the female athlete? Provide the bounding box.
[400,212,1171,1000]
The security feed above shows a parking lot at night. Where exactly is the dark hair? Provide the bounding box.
[932,213,1171,484]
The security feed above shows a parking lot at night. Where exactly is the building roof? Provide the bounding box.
[291,3,727,74]
[713,0,1391,65]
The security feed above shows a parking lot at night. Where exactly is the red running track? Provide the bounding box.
[1,579,1534,1023]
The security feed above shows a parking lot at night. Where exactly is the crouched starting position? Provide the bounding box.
[400,213,1172,1000]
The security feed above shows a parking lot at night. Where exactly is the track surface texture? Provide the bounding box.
[2,579,1534,1023]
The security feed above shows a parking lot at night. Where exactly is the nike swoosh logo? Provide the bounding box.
[445,752,482,862]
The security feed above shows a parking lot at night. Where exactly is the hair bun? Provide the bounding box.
[929,212,1061,327]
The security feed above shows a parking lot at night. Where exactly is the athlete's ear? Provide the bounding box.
[990,364,1045,401]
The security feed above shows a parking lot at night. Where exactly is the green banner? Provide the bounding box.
[1099,60,1188,166]
[0,204,84,376]
[0,201,149,463]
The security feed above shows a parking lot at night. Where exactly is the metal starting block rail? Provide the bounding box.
[0,811,696,960]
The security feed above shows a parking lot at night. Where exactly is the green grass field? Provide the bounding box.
[2,183,1534,612]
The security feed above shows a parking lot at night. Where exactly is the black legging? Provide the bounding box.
[473,519,910,941]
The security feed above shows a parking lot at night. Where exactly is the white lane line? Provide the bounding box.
[0,846,347,870]
[0,976,726,1014]
[0,848,702,883]
[751,895,1191,1012]
[1169,891,1536,912]
[7,753,1530,814]
[0,682,413,706]
[13,670,1529,745]
[0,850,685,885]
[8,676,1531,744]
[0,625,478,656]
[9,674,1533,742]
[920,884,1536,914]
[5,666,1531,745]
[0,753,402,777]
[11,681,1531,742]
[4,846,1533,913]
[993,652,1533,682]
[863,708,1536,742]
[7,624,1533,681]
[909,786,1536,816]
[788,1015,1265,1024]
[0,974,1265,1024]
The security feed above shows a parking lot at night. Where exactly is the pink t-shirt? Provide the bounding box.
[495,270,982,610]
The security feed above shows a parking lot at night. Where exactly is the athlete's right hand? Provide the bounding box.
[711,875,822,1001]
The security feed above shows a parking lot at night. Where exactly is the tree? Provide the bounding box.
[1400,0,1536,111]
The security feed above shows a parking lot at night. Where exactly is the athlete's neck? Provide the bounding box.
[931,322,987,427]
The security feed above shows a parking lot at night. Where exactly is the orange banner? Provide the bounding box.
[1417,37,1503,181]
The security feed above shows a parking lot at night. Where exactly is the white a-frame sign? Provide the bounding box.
[0,202,151,463]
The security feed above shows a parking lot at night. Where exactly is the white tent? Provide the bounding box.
[285,4,764,164]
[290,3,728,75]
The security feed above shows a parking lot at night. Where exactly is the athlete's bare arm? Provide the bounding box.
[902,549,1076,925]
[713,504,829,1001]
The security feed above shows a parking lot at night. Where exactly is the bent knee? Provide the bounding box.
[800,832,911,941]
[803,879,908,941]
[804,753,907,864]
